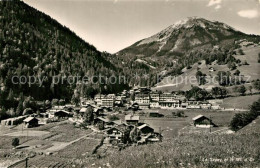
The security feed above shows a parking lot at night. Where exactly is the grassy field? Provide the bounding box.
[137,108,236,139]
[219,94,260,110]
[0,121,96,167]
[92,122,260,168]
[57,138,101,159]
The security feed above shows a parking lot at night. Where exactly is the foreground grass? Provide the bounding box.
[93,131,260,168]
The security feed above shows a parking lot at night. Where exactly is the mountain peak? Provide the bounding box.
[119,17,257,57]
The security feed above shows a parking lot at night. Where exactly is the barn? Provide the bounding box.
[192,115,217,128]
[54,110,73,118]
[125,115,140,125]
[137,124,154,135]
[23,117,39,128]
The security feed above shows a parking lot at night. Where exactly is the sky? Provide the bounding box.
[23,0,260,53]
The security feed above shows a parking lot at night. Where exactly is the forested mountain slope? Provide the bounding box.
[0,0,127,116]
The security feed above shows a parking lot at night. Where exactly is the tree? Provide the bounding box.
[51,99,59,106]
[233,69,240,76]
[122,127,131,144]
[227,62,236,70]
[7,108,15,117]
[16,100,23,116]
[196,71,206,85]
[12,138,19,148]
[217,71,231,86]
[22,108,33,115]
[130,93,135,101]
[185,86,209,101]
[129,126,141,143]
[176,111,184,117]
[83,106,94,124]
[253,79,260,91]
[7,89,14,101]
[108,115,119,121]
[71,90,80,106]
[97,122,104,130]
[230,98,260,131]
[238,85,246,95]
[238,49,244,55]
[0,107,7,120]
[212,87,227,98]
[248,86,253,95]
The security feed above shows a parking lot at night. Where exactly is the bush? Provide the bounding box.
[238,49,245,55]
[108,115,119,121]
[176,111,185,117]
[230,98,260,131]
[12,138,19,147]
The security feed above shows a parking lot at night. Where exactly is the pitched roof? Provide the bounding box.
[79,108,88,113]
[125,115,140,121]
[112,120,127,126]
[97,117,110,123]
[23,117,38,122]
[192,115,207,121]
[137,124,152,130]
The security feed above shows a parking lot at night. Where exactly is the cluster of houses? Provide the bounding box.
[88,87,219,110]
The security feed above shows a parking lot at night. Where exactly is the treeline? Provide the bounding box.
[0,0,128,115]
[230,98,260,131]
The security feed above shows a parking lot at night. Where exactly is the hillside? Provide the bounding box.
[91,128,260,167]
[154,42,260,92]
[238,116,260,134]
[0,0,127,115]
[115,17,260,88]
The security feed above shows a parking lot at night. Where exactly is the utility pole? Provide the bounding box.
[209,115,212,133]
[25,157,28,168]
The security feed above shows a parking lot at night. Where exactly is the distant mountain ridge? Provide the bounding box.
[113,17,260,89]
[118,17,259,57]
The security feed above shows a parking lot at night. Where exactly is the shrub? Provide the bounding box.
[12,138,19,147]
[108,115,119,121]
[230,98,260,131]
[177,111,185,117]
[238,49,245,55]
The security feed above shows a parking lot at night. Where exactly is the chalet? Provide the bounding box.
[23,117,39,128]
[138,133,160,144]
[125,115,140,125]
[112,120,127,126]
[54,110,73,118]
[137,124,154,135]
[106,126,125,143]
[94,117,113,128]
[192,115,217,128]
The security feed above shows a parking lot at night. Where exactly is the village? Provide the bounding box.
[1,87,223,144]
[0,86,248,167]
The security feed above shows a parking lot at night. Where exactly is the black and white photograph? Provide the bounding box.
[0,0,260,167]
